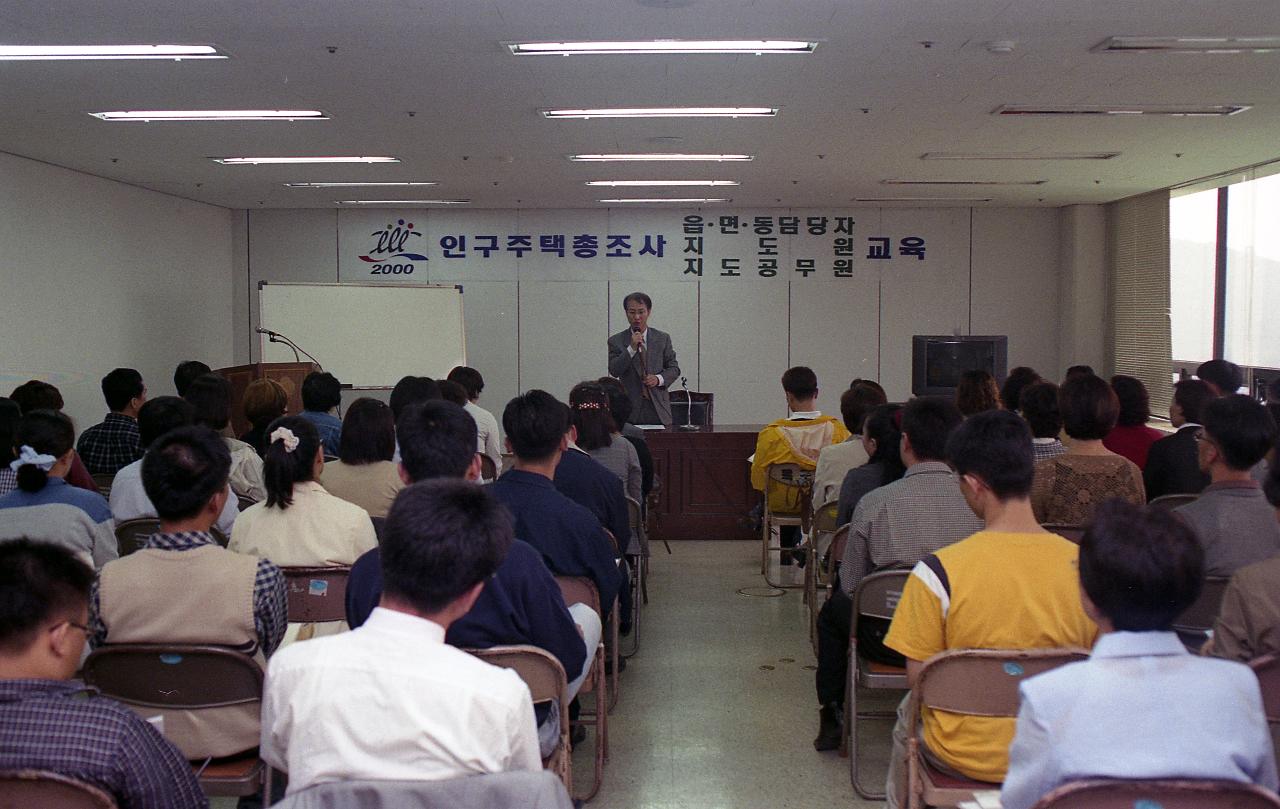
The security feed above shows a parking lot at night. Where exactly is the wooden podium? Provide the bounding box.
[217,362,317,438]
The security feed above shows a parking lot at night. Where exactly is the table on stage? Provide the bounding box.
[645,424,763,542]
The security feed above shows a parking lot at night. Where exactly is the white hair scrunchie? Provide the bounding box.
[10,445,57,472]
[269,427,300,453]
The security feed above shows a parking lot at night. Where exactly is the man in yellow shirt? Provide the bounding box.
[750,367,850,565]
[883,410,1097,808]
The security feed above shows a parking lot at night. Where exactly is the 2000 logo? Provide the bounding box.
[369,263,415,275]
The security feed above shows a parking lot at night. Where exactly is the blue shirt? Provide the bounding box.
[554,447,631,556]
[299,410,343,458]
[0,476,112,524]
[1001,631,1279,809]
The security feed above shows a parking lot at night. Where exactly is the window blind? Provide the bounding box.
[1109,190,1173,414]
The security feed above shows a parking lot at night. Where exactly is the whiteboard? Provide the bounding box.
[258,282,465,388]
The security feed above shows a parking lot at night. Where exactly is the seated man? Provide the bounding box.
[883,410,1098,808]
[1197,358,1244,397]
[1175,394,1280,576]
[815,397,980,751]
[491,391,626,624]
[90,426,287,759]
[750,366,851,564]
[299,371,344,458]
[1209,465,1280,662]
[108,396,238,536]
[262,479,540,794]
[814,380,887,507]
[1144,378,1214,500]
[76,367,147,475]
[172,360,211,398]
[0,540,205,809]
[9,379,100,493]
[1001,500,1277,809]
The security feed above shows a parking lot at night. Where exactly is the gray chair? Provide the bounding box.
[1030,778,1280,808]
[0,769,117,809]
[270,771,573,809]
[1041,523,1084,543]
[1148,492,1200,512]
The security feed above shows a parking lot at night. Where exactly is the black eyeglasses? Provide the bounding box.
[58,620,92,636]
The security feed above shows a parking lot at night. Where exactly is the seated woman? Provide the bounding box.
[185,373,266,503]
[1031,373,1145,525]
[598,376,654,498]
[955,369,1002,418]
[835,404,906,527]
[0,410,116,567]
[319,398,404,518]
[1102,375,1164,470]
[571,382,642,503]
[240,378,288,458]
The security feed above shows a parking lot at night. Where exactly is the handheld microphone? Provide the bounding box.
[255,327,277,336]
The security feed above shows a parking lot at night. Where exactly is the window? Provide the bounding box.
[1168,189,1218,365]
[1225,173,1280,368]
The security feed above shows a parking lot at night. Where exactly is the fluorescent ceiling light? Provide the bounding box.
[921,151,1119,161]
[286,182,437,188]
[854,196,994,203]
[337,199,469,205]
[995,104,1250,117]
[882,179,1047,186]
[1094,36,1280,54]
[92,110,325,122]
[586,180,738,187]
[0,44,226,60]
[213,156,399,165]
[570,153,754,162]
[508,40,817,55]
[599,198,731,203]
[543,107,777,119]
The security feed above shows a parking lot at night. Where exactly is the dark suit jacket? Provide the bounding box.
[1144,425,1210,501]
[607,327,679,426]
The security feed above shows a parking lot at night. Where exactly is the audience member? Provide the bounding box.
[883,410,1097,806]
[448,366,504,477]
[1102,375,1163,469]
[240,377,288,457]
[1030,374,1144,524]
[8,380,98,493]
[815,398,978,752]
[0,540,205,809]
[570,381,642,503]
[320,397,404,517]
[185,372,266,501]
[262,479,541,794]
[439,379,469,406]
[1144,378,1214,500]
[1001,500,1277,809]
[1209,470,1280,662]
[1267,377,1280,429]
[955,369,1002,417]
[750,367,850,565]
[1063,364,1095,380]
[834,404,905,527]
[0,410,116,566]
[1174,394,1280,576]
[90,426,287,759]
[299,371,344,458]
[76,368,146,475]
[814,379,888,506]
[1019,381,1066,462]
[597,376,654,497]
[0,398,20,497]
[388,375,441,421]
[109,396,238,536]
[172,360,211,398]
[1197,358,1244,397]
[999,366,1041,414]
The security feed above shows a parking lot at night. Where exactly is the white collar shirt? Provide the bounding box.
[261,607,541,795]
[108,457,238,536]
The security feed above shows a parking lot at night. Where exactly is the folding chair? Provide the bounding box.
[268,771,573,809]
[0,769,117,808]
[1041,524,1084,544]
[1172,575,1230,649]
[467,646,574,800]
[845,568,910,799]
[91,473,115,500]
[760,462,813,590]
[806,502,841,649]
[553,577,609,801]
[621,496,646,659]
[905,647,1090,809]
[1250,653,1280,775]
[281,566,351,623]
[237,495,258,512]
[114,518,160,556]
[1029,778,1280,809]
[81,644,272,803]
[1148,492,1200,512]
[480,454,497,482]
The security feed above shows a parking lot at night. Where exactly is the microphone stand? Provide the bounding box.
[677,377,700,431]
[261,329,325,371]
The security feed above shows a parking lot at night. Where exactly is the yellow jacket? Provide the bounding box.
[750,415,851,514]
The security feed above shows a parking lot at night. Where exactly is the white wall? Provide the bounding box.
[0,152,236,431]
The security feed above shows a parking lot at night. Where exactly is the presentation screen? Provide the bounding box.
[911,335,1008,396]
[258,282,465,388]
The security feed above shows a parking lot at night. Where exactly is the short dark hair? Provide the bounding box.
[301,372,342,412]
[901,396,964,462]
[1079,499,1204,631]
[137,396,195,449]
[1110,375,1152,427]
[502,390,569,463]
[14,410,75,493]
[262,415,321,509]
[1201,394,1277,471]
[1173,379,1214,425]
[623,292,652,311]
[955,369,1001,417]
[9,380,63,413]
[1196,359,1243,395]
[841,380,888,434]
[397,400,477,482]
[101,368,144,412]
[439,380,469,407]
[184,373,232,431]
[1059,374,1119,440]
[1019,381,1062,439]
[946,410,1035,499]
[1064,365,1095,380]
[381,479,512,614]
[0,541,94,653]
[999,367,1041,413]
[781,366,818,399]
[446,366,484,400]
[596,376,633,427]
[389,376,441,420]
[337,398,396,465]
[0,398,21,463]
[173,361,212,398]
[569,382,618,452]
[141,427,232,521]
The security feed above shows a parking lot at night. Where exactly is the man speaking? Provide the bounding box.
[607,292,680,427]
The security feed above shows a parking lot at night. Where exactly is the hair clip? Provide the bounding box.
[270,427,300,453]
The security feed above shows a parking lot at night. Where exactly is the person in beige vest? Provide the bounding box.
[90,426,287,760]
[319,397,404,518]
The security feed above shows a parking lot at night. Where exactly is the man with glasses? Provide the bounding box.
[607,292,680,427]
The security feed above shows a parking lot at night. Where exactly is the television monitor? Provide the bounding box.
[911,335,1008,396]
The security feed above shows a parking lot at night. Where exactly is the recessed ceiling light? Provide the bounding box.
[212,156,400,165]
[285,182,437,188]
[921,151,1120,161]
[586,180,739,187]
[598,198,731,203]
[543,107,777,119]
[1094,36,1280,54]
[92,110,326,122]
[854,196,994,203]
[995,104,1250,117]
[507,40,817,55]
[569,153,754,162]
[337,199,470,205]
[0,44,226,60]
[882,179,1047,186]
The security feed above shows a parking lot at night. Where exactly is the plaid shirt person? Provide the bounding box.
[75,413,143,475]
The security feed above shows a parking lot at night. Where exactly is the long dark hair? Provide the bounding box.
[14,410,75,493]
[262,415,320,509]
[863,404,906,486]
[569,382,617,452]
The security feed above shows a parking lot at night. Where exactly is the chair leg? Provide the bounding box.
[574,644,606,803]
[608,608,620,713]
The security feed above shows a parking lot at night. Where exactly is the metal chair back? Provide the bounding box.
[0,770,117,809]
[282,566,352,624]
[1148,492,1199,512]
[1041,523,1084,543]
[114,518,161,556]
[1029,779,1280,809]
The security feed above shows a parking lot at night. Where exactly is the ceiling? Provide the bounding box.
[3,0,1280,209]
